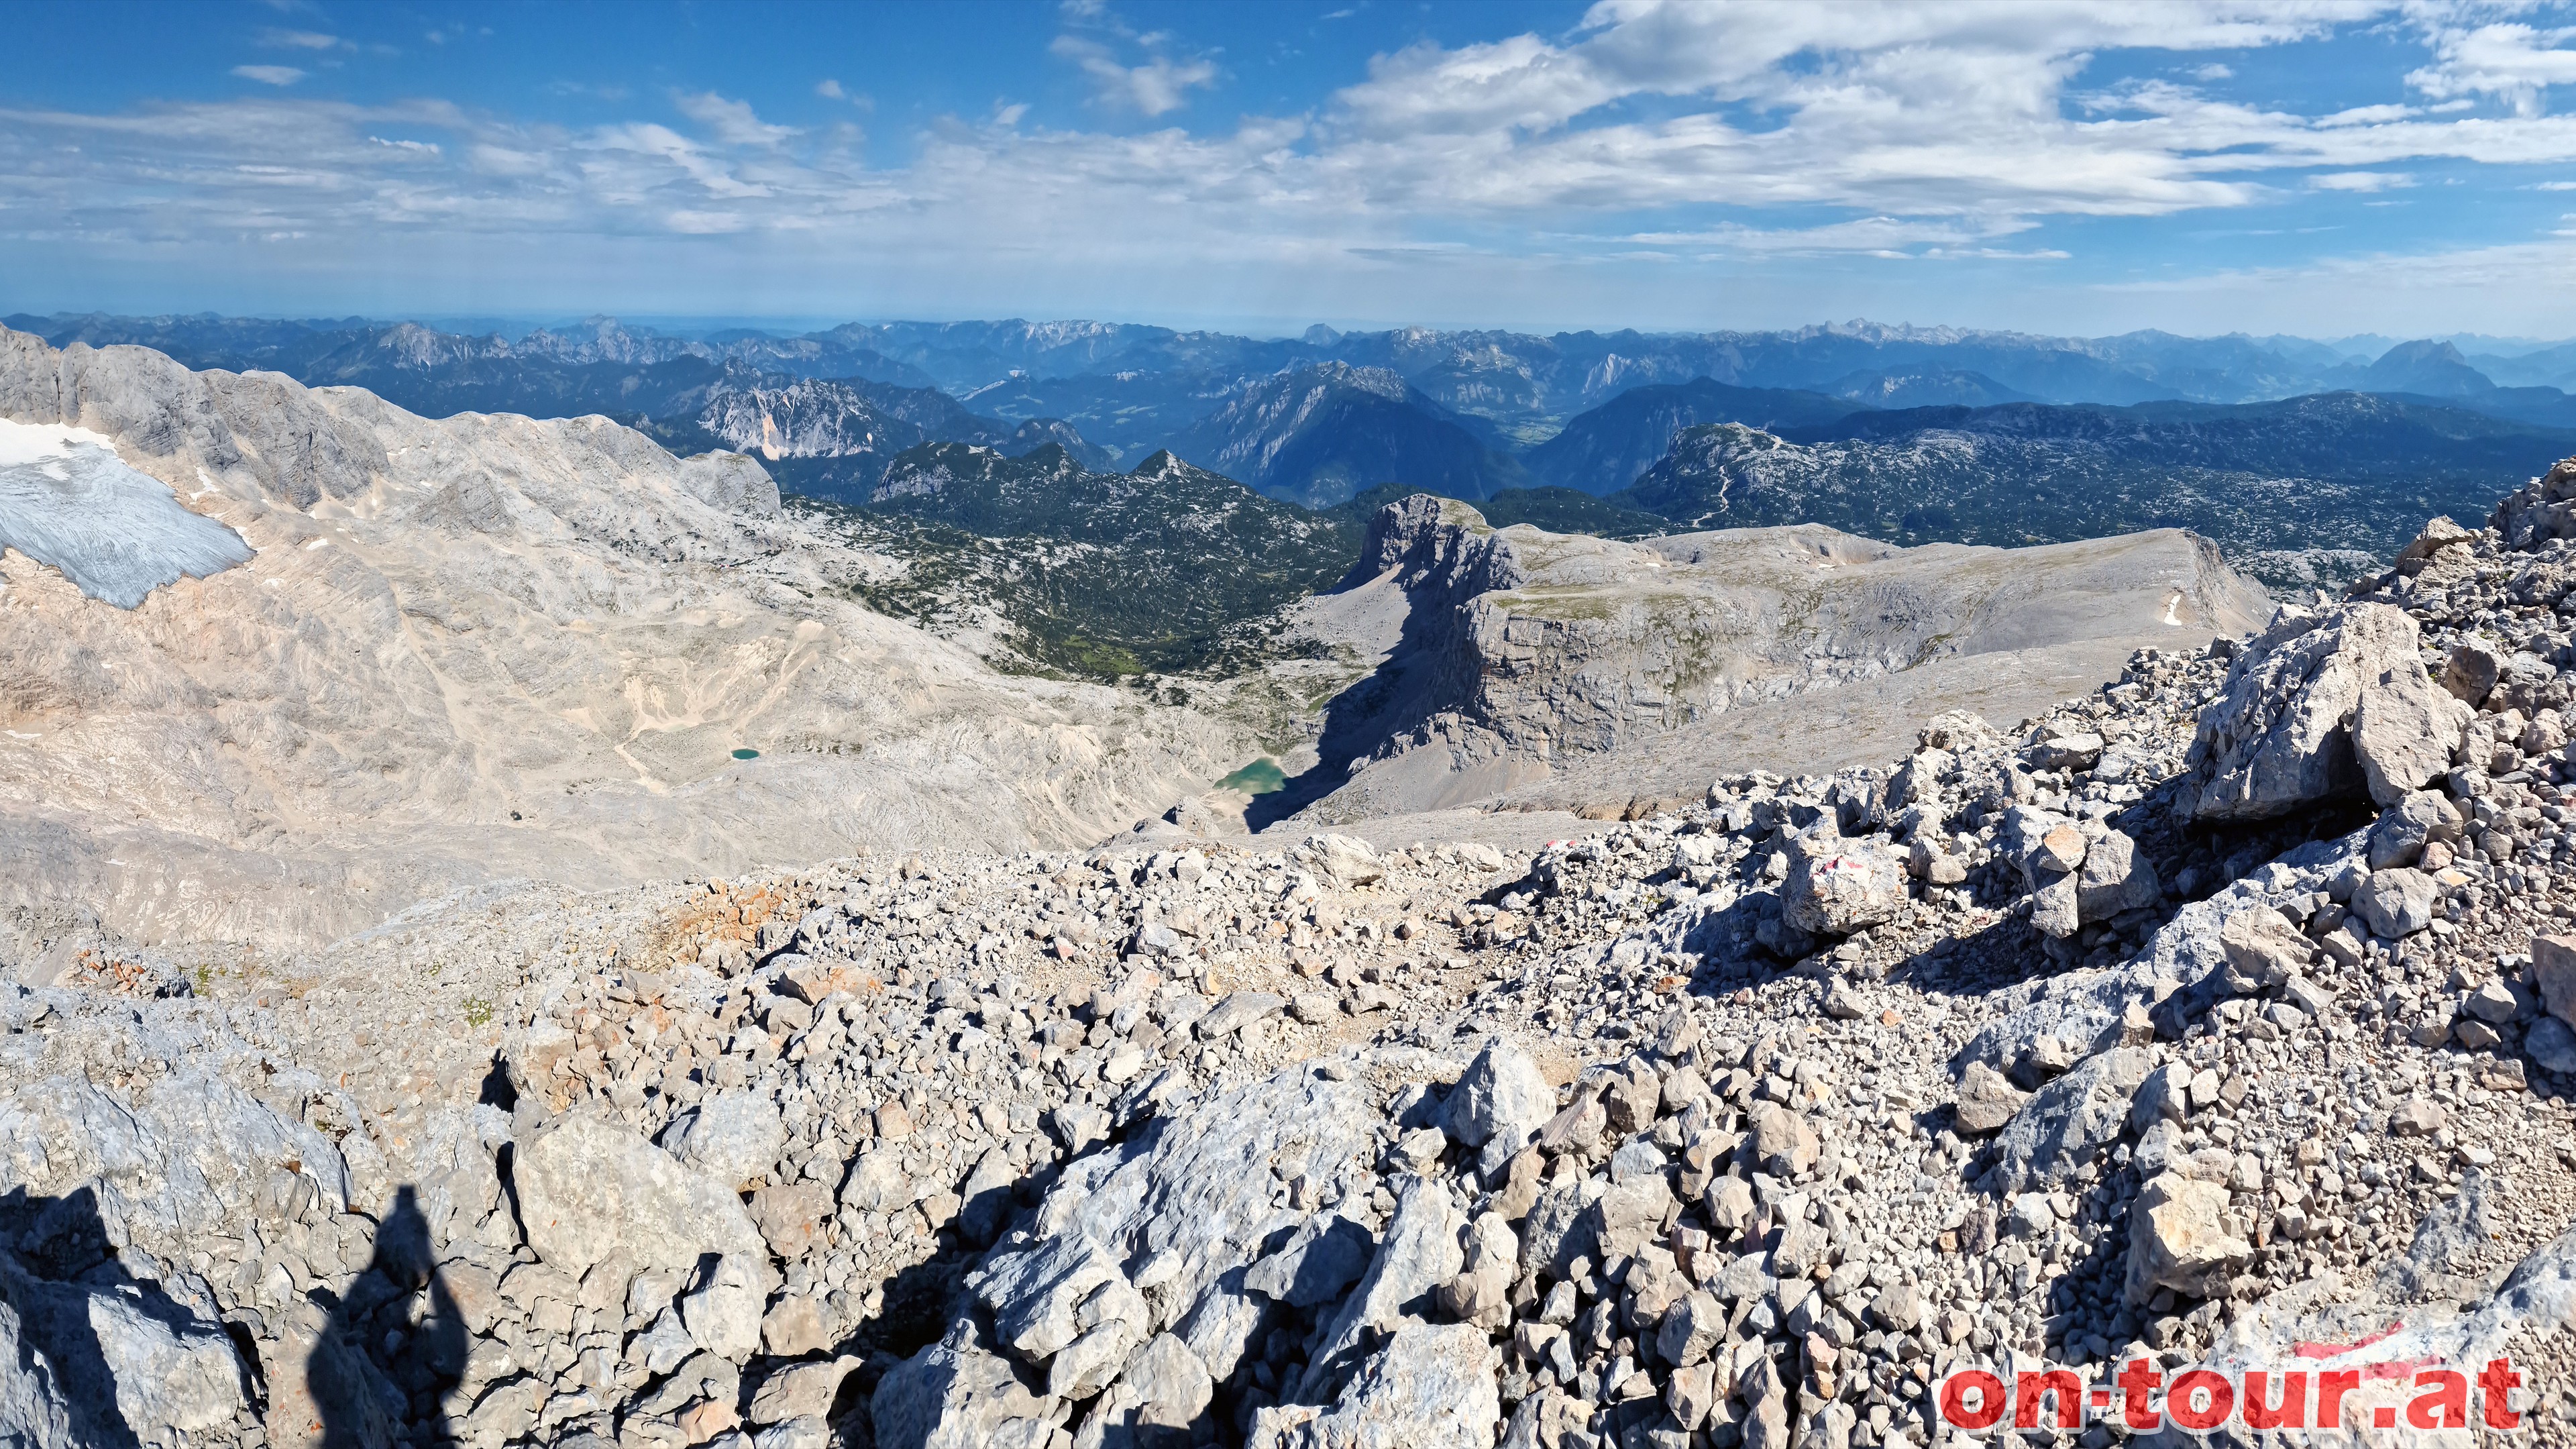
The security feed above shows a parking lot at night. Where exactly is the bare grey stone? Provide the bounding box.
[1440,1039,1555,1176]
[1780,833,1905,937]
[1988,1047,2150,1193]
[2352,867,2437,938]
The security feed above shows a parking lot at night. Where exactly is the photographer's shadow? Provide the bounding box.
[309,1185,469,1448]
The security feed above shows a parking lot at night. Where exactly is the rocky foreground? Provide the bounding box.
[14,469,2576,1448]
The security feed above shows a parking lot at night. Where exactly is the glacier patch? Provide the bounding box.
[0,419,254,608]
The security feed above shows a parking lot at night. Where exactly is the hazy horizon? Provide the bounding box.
[11,305,2576,359]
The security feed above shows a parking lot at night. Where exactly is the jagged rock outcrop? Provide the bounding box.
[1292,496,2268,822]
[1333,494,1526,599]
[2493,455,2576,549]
[2187,600,2469,820]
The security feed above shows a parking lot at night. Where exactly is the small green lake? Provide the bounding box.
[1217,757,1287,794]
[731,748,761,760]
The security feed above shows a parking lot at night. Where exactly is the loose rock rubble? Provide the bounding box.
[14,468,2576,1448]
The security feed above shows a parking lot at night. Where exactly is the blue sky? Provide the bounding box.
[6,0,2576,338]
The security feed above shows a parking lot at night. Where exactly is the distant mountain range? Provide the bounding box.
[1162,362,1526,508]
[19,309,2576,489]
[9,308,2576,601]
[1603,392,2575,587]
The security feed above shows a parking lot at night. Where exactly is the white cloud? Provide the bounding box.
[13,0,2576,335]
[2407,19,2576,115]
[2308,169,2414,189]
[815,79,845,100]
[1048,4,1220,116]
[1050,36,1219,115]
[665,210,749,234]
[231,66,306,87]
[672,93,796,148]
[1621,215,2045,255]
[258,28,343,50]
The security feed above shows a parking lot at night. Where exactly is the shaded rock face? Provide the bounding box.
[0,1203,248,1449]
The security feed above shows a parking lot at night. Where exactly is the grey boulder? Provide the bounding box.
[1987,1048,2150,1193]
[2190,603,2451,820]
[1780,832,1906,937]
[873,1322,1056,1449]
[2074,829,2160,922]
[0,1253,246,1447]
[511,1112,777,1352]
[1267,1323,1499,1449]
[657,1089,786,1189]
[2351,868,2438,939]
[1440,1040,1555,1175]
[2369,791,2461,870]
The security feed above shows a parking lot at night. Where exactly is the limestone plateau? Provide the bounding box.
[6,333,2576,1449]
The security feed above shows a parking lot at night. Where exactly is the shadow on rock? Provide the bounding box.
[307,1185,468,1448]
[0,1183,255,1446]
[1244,498,1519,833]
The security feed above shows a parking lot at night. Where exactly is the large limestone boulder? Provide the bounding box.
[1440,1039,1555,1176]
[1746,1102,1821,1177]
[0,1251,246,1448]
[2217,908,2312,991]
[1780,832,1905,937]
[1301,1179,1466,1399]
[1262,1322,1499,1449]
[2369,790,2461,869]
[511,1112,777,1353]
[872,1322,1057,1449]
[2534,934,2576,1028]
[2189,603,2465,820]
[1988,1048,2149,1193]
[888,1065,1385,1437]
[2352,867,2438,939]
[1295,835,1386,888]
[2350,608,2473,805]
[1951,1061,2030,1136]
[2125,1173,2252,1304]
[2491,457,2576,549]
[2074,829,2159,922]
[2444,639,2504,705]
[657,1090,787,1190]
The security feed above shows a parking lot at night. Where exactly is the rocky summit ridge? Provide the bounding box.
[10,446,2576,1449]
[1267,495,2267,826]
